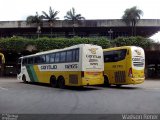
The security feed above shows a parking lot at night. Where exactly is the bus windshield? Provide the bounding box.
[104,49,127,62]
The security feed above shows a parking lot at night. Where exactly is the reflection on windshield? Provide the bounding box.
[104,49,127,62]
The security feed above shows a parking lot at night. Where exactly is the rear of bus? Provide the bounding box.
[81,44,104,86]
[128,46,145,84]
[103,46,145,86]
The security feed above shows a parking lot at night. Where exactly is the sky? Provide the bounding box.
[0,0,160,42]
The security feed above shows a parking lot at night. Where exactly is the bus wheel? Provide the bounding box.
[58,76,65,89]
[22,75,27,83]
[50,76,58,88]
[104,76,110,87]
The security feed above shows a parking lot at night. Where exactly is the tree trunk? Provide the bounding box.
[131,22,134,36]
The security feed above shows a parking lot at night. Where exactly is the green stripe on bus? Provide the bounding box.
[26,65,38,82]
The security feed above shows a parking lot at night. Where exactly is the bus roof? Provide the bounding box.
[103,46,142,51]
[19,44,99,59]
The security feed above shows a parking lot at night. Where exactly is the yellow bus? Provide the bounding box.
[103,46,145,87]
[17,44,104,88]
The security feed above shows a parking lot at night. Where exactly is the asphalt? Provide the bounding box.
[0,78,160,118]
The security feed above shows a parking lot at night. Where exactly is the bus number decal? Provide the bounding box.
[65,64,78,69]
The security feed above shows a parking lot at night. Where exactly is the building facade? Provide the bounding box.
[0,19,159,78]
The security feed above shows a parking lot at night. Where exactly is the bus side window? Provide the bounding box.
[118,49,127,61]
[41,55,46,63]
[72,50,76,62]
[66,51,72,62]
[34,56,38,64]
[50,53,55,63]
[72,49,79,62]
[35,55,46,64]
[75,49,79,62]
[55,53,60,63]
[60,51,66,63]
[22,58,28,65]
[46,54,50,63]
[104,49,127,62]
[104,51,114,62]
[28,57,34,64]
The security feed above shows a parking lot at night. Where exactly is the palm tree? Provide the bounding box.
[64,7,85,36]
[26,12,43,38]
[122,6,143,36]
[42,7,59,37]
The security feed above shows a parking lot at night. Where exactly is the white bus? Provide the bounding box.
[17,44,104,88]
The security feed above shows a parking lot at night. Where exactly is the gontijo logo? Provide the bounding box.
[89,48,98,54]
[135,49,141,55]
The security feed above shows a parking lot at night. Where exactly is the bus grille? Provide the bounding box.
[69,75,78,84]
[114,71,126,83]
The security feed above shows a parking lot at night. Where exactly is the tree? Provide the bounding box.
[64,7,85,36]
[26,12,43,38]
[26,12,43,26]
[42,7,59,37]
[122,6,143,36]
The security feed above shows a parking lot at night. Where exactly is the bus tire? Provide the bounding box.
[50,76,58,88]
[22,75,27,83]
[58,76,65,89]
[104,75,110,87]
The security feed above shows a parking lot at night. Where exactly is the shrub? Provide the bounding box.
[113,36,154,49]
[0,36,111,52]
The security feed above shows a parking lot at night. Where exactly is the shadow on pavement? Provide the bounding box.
[19,82,100,91]
[95,84,142,90]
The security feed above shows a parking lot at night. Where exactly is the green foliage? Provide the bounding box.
[113,36,154,49]
[0,36,31,52]
[0,36,154,52]
[0,36,111,52]
[26,12,43,25]
[42,6,59,22]
[34,37,111,51]
[64,7,85,21]
[122,6,143,26]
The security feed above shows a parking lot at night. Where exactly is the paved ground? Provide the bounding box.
[0,78,160,115]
